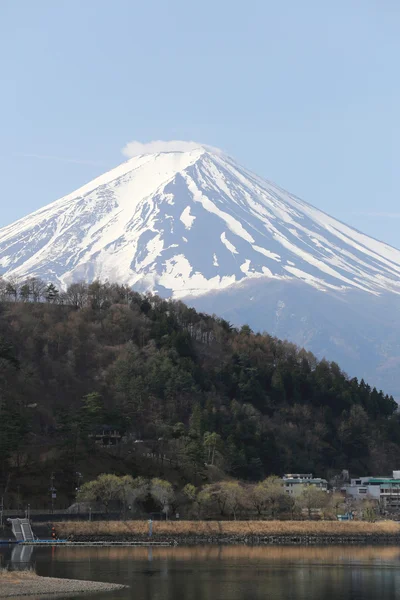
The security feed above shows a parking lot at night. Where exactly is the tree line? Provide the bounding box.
[77,473,377,521]
[0,277,398,507]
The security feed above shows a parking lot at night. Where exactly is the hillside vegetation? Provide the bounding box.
[0,278,399,507]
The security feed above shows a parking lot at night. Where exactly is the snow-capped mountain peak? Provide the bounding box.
[1,145,400,299]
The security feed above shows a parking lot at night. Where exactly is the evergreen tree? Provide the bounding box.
[45,283,59,303]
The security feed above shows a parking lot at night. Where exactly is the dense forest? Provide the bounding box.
[0,277,399,508]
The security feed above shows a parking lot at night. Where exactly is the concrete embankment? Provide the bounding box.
[54,520,400,546]
[62,533,400,546]
[0,573,126,598]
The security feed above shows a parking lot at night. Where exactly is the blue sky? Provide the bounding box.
[1,0,399,247]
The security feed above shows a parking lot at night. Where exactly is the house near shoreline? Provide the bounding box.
[343,471,400,509]
[281,473,328,496]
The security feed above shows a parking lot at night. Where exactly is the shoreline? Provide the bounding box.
[57,533,400,546]
[0,573,126,598]
[54,519,400,546]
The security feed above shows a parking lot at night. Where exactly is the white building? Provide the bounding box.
[343,471,400,508]
[282,474,328,496]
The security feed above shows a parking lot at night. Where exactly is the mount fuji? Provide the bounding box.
[1,144,400,395]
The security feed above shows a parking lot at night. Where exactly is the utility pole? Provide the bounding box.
[75,472,82,514]
[0,496,3,528]
[75,472,82,494]
[50,473,56,514]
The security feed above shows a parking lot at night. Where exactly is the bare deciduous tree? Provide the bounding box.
[150,478,174,519]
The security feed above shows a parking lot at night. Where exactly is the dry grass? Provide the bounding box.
[56,519,400,538]
[0,569,37,582]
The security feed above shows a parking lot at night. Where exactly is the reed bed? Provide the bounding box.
[57,519,400,538]
[0,569,37,582]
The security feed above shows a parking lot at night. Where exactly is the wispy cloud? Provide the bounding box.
[15,153,107,167]
[121,140,222,158]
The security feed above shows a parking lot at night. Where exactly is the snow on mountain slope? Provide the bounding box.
[1,144,400,301]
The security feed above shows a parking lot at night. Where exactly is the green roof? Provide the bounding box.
[367,479,400,484]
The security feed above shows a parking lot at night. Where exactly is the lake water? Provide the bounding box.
[3,545,400,599]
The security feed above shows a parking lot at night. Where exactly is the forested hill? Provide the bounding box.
[0,279,399,504]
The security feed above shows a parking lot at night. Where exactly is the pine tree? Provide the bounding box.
[45,283,59,303]
[19,283,31,302]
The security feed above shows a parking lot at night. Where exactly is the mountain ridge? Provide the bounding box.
[1,145,400,396]
[1,146,400,297]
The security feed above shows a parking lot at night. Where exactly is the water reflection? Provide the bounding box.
[38,544,400,563]
[4,545,400,600]
[10,544,34,567]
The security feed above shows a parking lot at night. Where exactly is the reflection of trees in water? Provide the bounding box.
[49,545,400,564]
[35,545,400,600]
[125,561,400,600]
[283,568,400,600]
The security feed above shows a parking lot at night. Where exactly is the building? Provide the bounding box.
[282,474,328,496]
[93,425,122,446]
[343,471,400,509]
